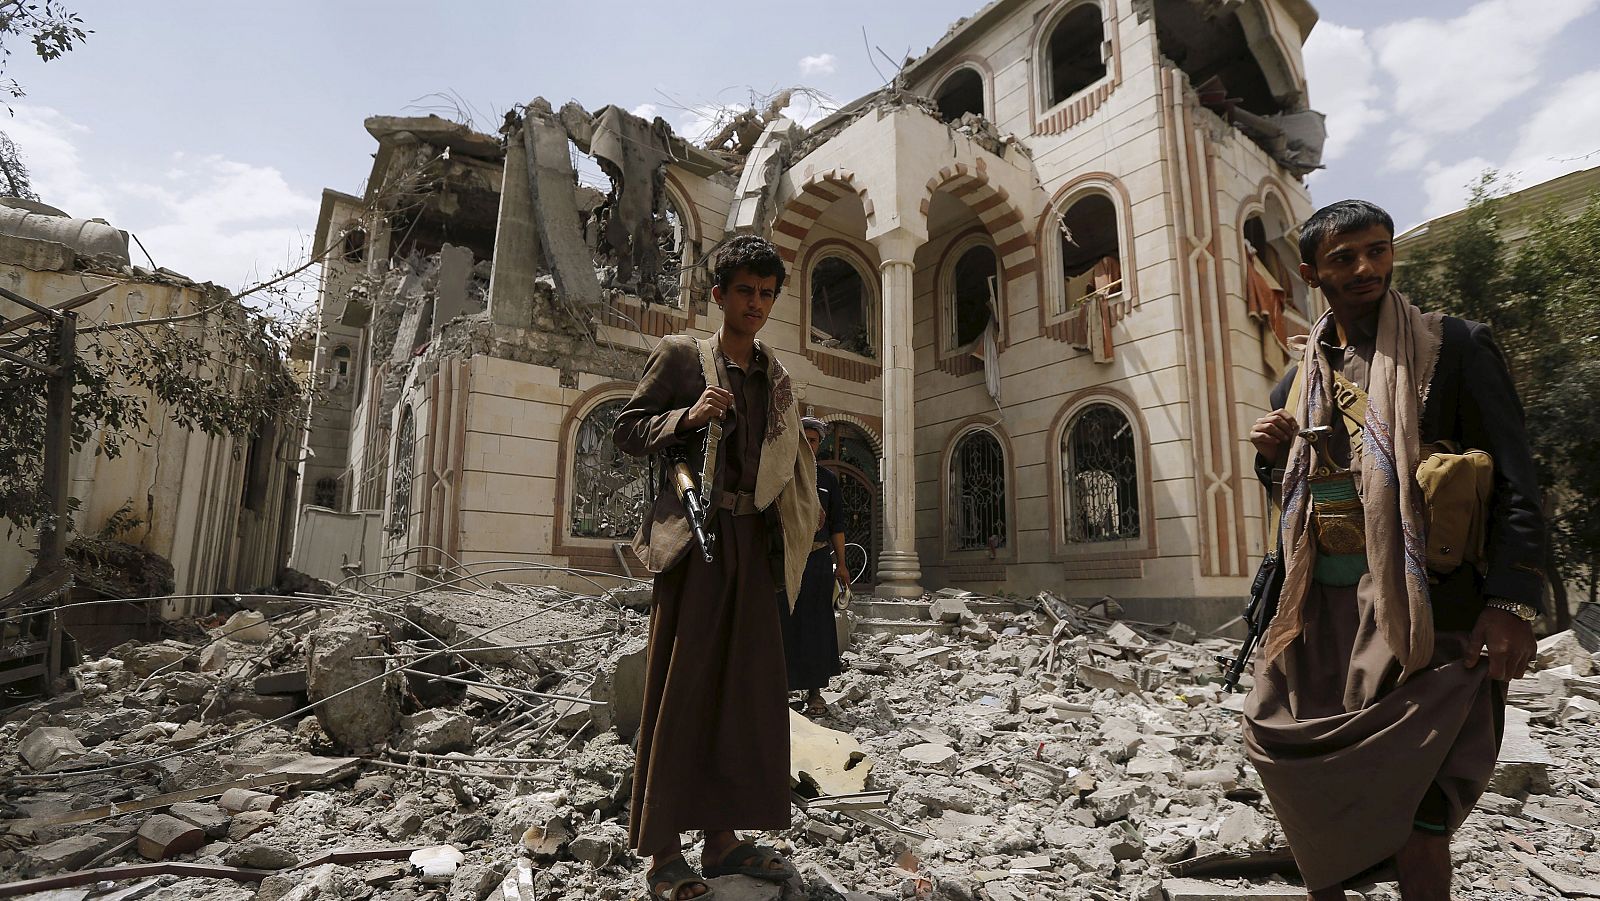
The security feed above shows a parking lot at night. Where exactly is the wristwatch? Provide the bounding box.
[1485,597,1538,622]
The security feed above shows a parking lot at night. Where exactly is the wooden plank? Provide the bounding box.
[0,861,272,897]
[9,773,290,829]
[0,663,46,686]
[0,640,51,663]
[0,569,70,609]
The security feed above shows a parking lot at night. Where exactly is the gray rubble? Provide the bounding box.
[1,583,1596,901]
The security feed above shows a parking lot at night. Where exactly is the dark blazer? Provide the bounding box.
[1257,317,1546,628]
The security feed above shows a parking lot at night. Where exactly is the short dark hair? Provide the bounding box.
[712,234,787,292]
[1297,199,1395,265]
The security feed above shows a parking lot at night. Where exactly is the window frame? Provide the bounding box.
[938,231,1005,362]
[1047,390,1158,571]
[1036,0,1113,116]
[940,421,1016,562]
[1045,184,1128,323]
[803,244,881,364]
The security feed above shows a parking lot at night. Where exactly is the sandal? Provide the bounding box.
[702,841,796,882]
[646,857,713,900]
[805,697,828,716]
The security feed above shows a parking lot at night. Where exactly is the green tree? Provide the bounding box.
[0,128,37,199]
[1397,173,1600,627]
[0,0,88,101]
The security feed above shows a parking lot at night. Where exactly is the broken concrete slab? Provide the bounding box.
[1490,706,1555,796]
[22,833,114,875]
[305,613,401,752]
[433,243,477,333]
[19,726,89,771]
[523,102,602,311]
[395,709,476,754]
[790,709,873,798]
[167,801,231,838]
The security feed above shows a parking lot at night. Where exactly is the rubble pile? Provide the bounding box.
[2,582,1597,901]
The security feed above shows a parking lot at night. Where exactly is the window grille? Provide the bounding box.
[1063,403,1140,542]
[950,429,1007,551]
[389,407,415,535]
[570,399,649,539]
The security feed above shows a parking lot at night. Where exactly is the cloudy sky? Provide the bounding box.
[5,0,1597,303]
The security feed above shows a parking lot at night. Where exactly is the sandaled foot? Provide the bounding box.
[805,696,827,715]
[646,857,712,900]
[702,841,796,882]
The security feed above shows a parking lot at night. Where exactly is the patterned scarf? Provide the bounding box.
[1262,290,1444,679]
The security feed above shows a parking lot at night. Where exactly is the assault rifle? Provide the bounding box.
[669,457,715,564]
[1216,545,1283,693]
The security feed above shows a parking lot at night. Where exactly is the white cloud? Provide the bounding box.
[1302,22,1385,164]
[1416,68,1600,217]
[799,53,837,77]
[1372,0,1599,168]
[631,103,660,121]
[1503,68,1600,184]
[1419,156,1498,219]
[4,104,318,305]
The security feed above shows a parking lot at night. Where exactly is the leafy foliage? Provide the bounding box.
[1397,173,1600,612]
[0,285,306,537]
[0,0,89,100]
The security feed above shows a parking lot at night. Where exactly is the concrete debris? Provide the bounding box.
[305,612,402,752]
[1,584,1593,901]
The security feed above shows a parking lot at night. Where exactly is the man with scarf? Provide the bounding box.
[1244,200,1545,901]
[615,235,819,901]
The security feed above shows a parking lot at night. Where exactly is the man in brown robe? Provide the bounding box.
[614,235,819,901]
[1245,200,1545,901]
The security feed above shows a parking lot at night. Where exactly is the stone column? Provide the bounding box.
[872,229,924,597]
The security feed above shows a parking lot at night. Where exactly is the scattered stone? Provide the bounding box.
[395,708,476,754]
[135,813,205,860]
[218,787,282,813]
[305,612,402,752]
[224,842,299,869]
[220,609,274,643]
[901,742,958,771]
[19,726,88,771]
[168,802,231,838]
[227,809,278,841]
[22,833,112,875]
[381,808,424,840]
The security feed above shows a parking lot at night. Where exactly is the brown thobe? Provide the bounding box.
[1243,313,1506,891]
[616,340,791,854]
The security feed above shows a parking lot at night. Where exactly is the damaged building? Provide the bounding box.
[0,201,301,626]
[297,0,1324,628]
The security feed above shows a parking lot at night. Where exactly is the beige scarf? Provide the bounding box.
[1262,290,1444,679]
[701,333,819,611]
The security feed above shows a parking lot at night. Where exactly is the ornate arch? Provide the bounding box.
[929,56,997,120]
[918,160,1038,285]
[796,238,884,383]
[770,169,877,265]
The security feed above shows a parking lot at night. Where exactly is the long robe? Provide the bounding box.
[780,466,844,692]
[615,338,793,854]
[1243,312,1542,891]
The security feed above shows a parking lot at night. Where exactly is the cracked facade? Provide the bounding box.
[296,0,1324,628]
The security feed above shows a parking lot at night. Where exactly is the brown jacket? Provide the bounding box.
[613,333,819,605]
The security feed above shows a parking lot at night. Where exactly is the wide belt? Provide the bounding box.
[715,491,761,516]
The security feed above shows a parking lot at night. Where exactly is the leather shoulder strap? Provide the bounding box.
[696,337,723,506]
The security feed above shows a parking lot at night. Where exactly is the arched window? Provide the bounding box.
[569,399,649,539]
[1045,3,1107,108]
[1244,212,1308,318]
[947,242,999,352]
[389,406,415,536]
[1057,192,1122,316]
[949,429,1007,551]
[809,254,876,358]
[329,344,352,392]
[341,225,367,264]
[935,68,986,121]
[1061,403,1139,542]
